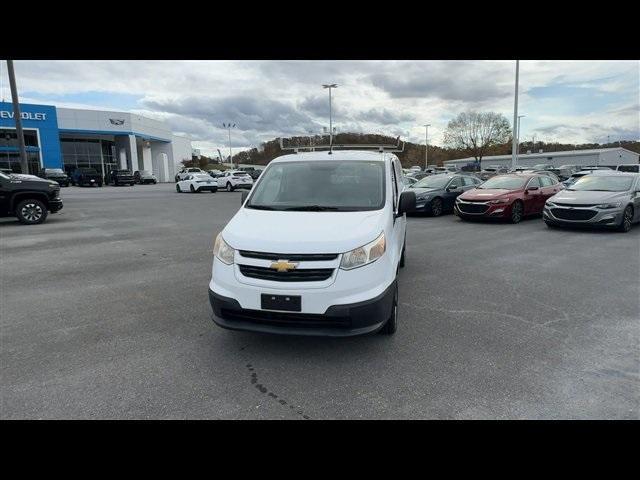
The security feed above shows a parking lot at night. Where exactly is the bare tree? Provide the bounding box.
[443,111,512,169]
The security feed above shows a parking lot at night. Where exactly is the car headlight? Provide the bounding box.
[596,202,622,209]
[546,201,556,207]
[213,233,235,265]
[340,232,385,270]
[488,198,509,204]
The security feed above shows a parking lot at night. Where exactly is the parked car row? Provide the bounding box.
[404,169,639,232]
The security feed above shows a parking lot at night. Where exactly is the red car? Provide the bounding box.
[454,173,562,223]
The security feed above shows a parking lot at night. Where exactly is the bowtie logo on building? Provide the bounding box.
[109,119,125,125]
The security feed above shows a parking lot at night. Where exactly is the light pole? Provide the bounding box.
[222,123,236,168]
[423,124,431,170]
[6,60,29,174]
[511,60,520,170]
[516,115,525,167]
[322,84,337,152]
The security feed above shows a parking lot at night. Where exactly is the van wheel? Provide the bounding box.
[226,182,233,192]
[379,282,398,335]
[618,206,633,232]
[16,199,48,225]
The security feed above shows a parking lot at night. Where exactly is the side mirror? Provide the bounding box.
[241,190,249,205]
[397,191,416,216]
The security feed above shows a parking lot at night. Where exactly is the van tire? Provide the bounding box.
[379,282,398,335]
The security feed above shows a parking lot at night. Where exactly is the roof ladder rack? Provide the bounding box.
[279,136,405,154]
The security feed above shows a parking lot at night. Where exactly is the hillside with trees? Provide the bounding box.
[215,135,640,170]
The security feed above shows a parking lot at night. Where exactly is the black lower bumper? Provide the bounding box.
[197,186,218,192]
[208,282,395,337]
[49,199,63,213]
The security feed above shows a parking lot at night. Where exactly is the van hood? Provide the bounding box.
[222,208,386,254]
[549,190,630,204]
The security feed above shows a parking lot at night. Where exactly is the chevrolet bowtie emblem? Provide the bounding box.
[270,260,299,272]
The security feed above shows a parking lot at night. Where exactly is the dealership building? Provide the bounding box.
[0,102,193,182]
[443,147,639,170]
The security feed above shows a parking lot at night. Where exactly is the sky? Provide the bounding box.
[0,60,638,157]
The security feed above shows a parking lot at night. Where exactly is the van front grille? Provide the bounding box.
[220,308,350,328]
[239,251,338,261]
[239,265,334,282]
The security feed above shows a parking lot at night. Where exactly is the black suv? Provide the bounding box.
[108,169,135,186]
[71,168,103,187]
[39,168,70,187]
[0,170,63,224]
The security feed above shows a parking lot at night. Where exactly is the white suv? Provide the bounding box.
[208,150,416,337]
[219,170,254,191]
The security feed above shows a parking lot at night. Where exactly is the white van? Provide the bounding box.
[208,150,416,337]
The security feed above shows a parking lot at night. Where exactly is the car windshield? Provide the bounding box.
[411,176,450,189]
[246,160,385,211]
[478,176,527,190]
[569,176,634,192]
[193,174,211,180]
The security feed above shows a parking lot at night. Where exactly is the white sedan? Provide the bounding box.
[176,173,218,193]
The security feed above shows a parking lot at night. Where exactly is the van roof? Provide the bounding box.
[271,150,393,163]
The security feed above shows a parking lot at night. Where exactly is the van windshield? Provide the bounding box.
[246,160,385,211]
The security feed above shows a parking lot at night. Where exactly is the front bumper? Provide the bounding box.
[49,198,63,213]
[543,205,624,228]
[209,282,395,337]
[234,183,253,189]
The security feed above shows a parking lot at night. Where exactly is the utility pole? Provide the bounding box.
[424,124,431,170]
[322,84,338,153]
[516,115,525,167]
[511,60,520,170]
[222,123,236,168]
[6,60,29,174]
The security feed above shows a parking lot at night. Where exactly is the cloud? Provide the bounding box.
[1,59,637,157]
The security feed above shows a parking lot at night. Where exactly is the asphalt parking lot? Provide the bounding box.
[1,183,638,419]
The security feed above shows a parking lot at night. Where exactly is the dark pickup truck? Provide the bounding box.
[0,171,63,224]
[39,168,70,187]
[71,168,103,187]
[108,169,135,186]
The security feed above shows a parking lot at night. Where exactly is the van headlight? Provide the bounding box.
[213,233,235,265]
[340,232,385,270]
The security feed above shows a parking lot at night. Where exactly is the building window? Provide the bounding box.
[60,138,116,175]
[1,128,39,148]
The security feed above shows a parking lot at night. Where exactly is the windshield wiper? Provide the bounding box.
[246,205,278,210]
[283,205,340,211]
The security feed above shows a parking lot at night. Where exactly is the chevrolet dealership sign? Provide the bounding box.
[0,110,47,121]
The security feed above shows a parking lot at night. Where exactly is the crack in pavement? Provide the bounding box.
[246,363,311,420]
